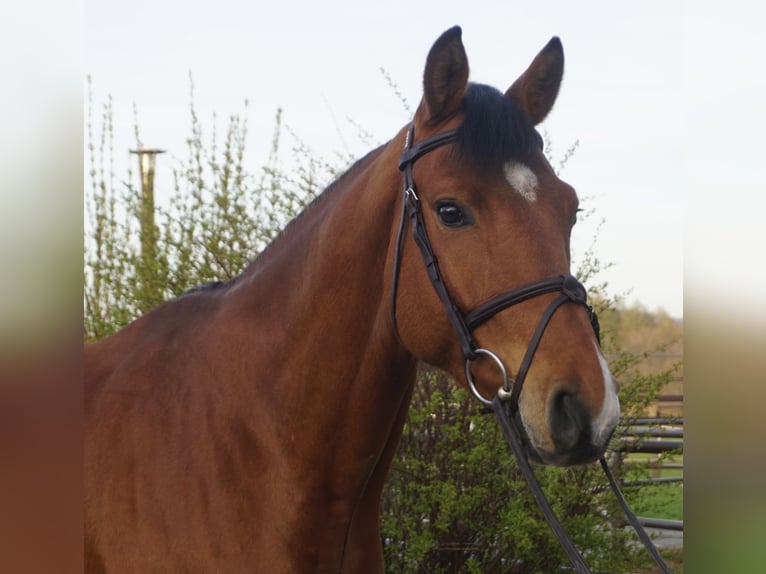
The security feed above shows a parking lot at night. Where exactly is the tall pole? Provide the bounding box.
[129,148,165,311]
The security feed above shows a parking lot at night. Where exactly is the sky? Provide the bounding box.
[83,1,766,321]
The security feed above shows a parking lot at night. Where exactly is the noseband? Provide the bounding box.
[390,124,671,574]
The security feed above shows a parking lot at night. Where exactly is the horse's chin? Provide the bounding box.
[516,413,603,467]
[526,447,602,467]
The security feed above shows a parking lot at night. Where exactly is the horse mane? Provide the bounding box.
[456,82,541,172]
[183,280,227,295]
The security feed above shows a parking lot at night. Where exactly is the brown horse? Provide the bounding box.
[85,26,620,573]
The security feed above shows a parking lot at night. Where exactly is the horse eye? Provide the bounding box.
[436,201,471,227]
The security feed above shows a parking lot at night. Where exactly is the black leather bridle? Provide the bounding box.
[391,123,599,411]
[390,123,672,574]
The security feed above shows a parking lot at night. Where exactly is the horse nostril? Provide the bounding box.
[549,391,590,452]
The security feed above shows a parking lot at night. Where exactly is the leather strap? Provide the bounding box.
[398,127,461,170]
[466,275,586,330]
[600,457,672,573]
[404,185,477,360]
[392,126,477,359]
[493,396,592,573]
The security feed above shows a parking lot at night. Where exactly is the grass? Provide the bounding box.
[625,482,683,520]
[621,453,683,520]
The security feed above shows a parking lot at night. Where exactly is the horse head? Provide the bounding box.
[391,27,619,466]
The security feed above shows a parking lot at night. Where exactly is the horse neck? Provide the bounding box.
[221,134,417,460]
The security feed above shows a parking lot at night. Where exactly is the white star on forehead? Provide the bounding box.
[504,161,538,201]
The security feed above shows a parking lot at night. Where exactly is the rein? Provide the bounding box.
[391,123,672,573]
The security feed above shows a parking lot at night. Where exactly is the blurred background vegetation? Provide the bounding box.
[84,77,683,573]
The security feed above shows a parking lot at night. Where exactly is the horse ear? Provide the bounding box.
[506,37,564,125]
[420,26,469,124]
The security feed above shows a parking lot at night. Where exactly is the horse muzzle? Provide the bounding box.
[521,386,620,467]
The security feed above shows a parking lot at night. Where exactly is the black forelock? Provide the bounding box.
[456,83,541,172]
